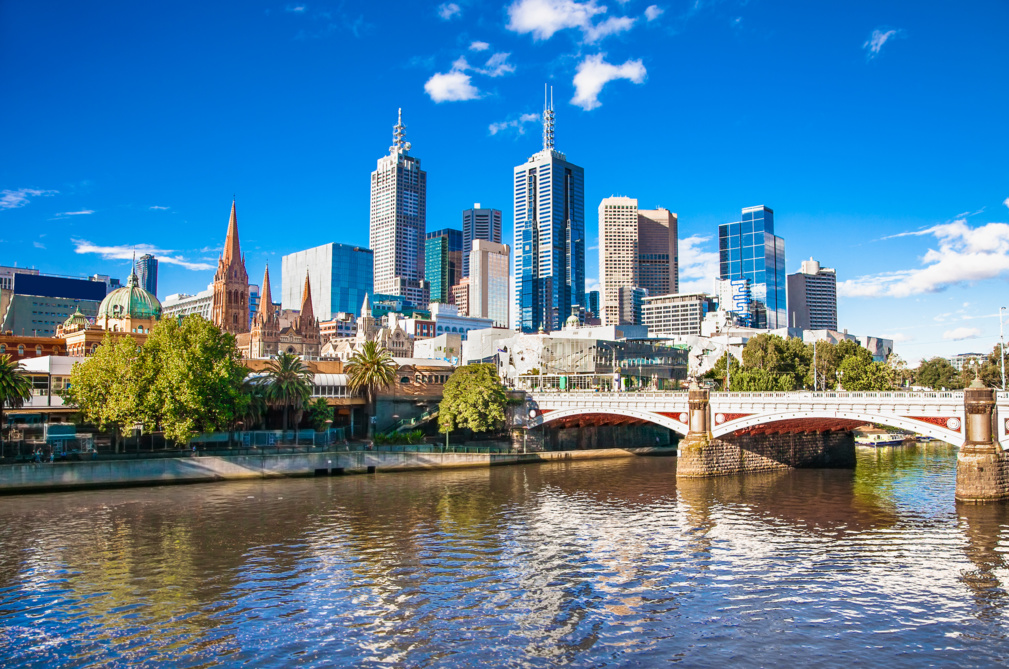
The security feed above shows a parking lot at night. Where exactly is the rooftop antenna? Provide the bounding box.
[392,108,408,152]
[542,84,555,151]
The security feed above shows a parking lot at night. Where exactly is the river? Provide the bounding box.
[0,444,1007,667]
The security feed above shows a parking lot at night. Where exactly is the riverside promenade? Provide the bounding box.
[0,446,674,494]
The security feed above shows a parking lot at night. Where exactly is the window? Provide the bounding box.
[18,345,24,356]
[35,346,42,356]
[401,377,410,384]
[0,345,5,354]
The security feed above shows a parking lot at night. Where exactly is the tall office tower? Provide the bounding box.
[370,109,428,308]
[425,228,463,304]
[718,205,786,329]
[469,240,510,328]
[513,87,585,332]
[135,254,158,296]
[586,290,600,318]
[598,197,678,325]
[211,200,250,334]
[462,204,502,278]
[787,258,837,330]
[281,243,374,321]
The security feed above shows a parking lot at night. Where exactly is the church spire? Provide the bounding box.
[222,200,241,267]
[299,271,315,325]
[542,84,555,151]
[258,264,273,320]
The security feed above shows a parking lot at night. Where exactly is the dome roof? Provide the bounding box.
[62,306,91,330]
[97,272,162,321]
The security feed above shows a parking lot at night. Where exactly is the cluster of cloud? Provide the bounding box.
[863,28,899,59]
[571,53,645,110]
[489,112,540,136]
[676,234,720,294]
[425,52,516,102]
[506,0,637,43]
[54,209,94,218]
[839,219,1009,298]
[73,239,214,271]
[942,327,981,341]
[438,3,461,21]
[1,187,58,210]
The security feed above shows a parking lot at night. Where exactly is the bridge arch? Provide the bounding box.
[533,407,689,436]
[712,410,965,445]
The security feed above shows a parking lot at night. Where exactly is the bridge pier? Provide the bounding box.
[956,381,1009,502]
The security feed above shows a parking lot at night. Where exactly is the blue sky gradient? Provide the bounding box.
[2,0,1007,361]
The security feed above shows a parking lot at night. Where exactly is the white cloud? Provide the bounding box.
[424,69,480,102]
[1003,197,1009,209]
[585,277,600,293]
[506,0,635,42]
[469,40,490,51]
[33,241,45,249]
[481,52,515,77]
[880,333,913,343]
[644,5,663,21]
[571,53,646,110]
[839,219,1009,298]
[489,112,540,136]
[438,2,461,20]
[0,188,58,210]
[863,28,898,58]
[73,239,214,271]
[943,327,981,341]
[677,234,720,294]
[285,4,307,12]
[57,209,94,216]
[149,205,170,210]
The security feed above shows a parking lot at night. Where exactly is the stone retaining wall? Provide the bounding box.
[677,431,855,478]
[956,447,1009,502]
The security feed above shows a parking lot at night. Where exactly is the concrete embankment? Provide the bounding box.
[0,447,675,494]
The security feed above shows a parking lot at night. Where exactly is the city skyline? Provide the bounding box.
[2,1,1007,360]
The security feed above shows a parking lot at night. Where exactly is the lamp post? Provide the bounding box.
[1000,306,1007,391]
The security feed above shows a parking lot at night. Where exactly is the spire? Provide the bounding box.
[392,108,407,153]
[300,271,315,324]
[542,84,555,151]
[222,200,241,266]
[258,264,273,319]
[361,293,372,318]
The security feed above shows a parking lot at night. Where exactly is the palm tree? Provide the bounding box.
[241,374,269,430]
[264,352,313,433]
[0,354,32,455]
[345,341,397,438]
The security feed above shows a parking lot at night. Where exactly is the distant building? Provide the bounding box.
[718,205,786,329]
[642,293,716,336]
[320,313,357,340]
[371,109,428,307]
[425,228,463,305]
[238,266,321,359]
[586,290,600,319]
[462,204,502,278]
[162,287,213,321]
[135,254,158,296]
[0,266,39,291]
[469,240,510,328]
[281,243,374,321]
[60,270,162,356]
[0,273,108,337]
[451,278,470,317]
[949,352,987,373]
[787,258,837,330]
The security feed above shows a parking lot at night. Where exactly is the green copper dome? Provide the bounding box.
[97,272,162,320]
[62,306,90,330]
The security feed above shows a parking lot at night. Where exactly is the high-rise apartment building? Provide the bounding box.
[281,243,374,321]
[425,228,463,305]
[451,278,470,316]
[718,205,786,329]
[514,88,585,332]
[786,258,837,330]
[598,197,678,325]
[469,240,510,328]
[642,292,716,336]
[370,109,428,307]
[462,204,502,278]
[135,254,158,297]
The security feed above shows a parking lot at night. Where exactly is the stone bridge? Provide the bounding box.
[524,386,1009,502]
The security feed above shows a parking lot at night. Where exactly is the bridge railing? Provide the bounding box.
[528,390,964,401]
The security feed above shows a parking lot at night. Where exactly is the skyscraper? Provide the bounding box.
[281,243,374,321]
[513,87,585,332]
[462,204,502,278]
[469,240,510,328]
[718,205,786,329]
[425,228,463,305]
[598,197,678,325]
[370,109,428,307]
[787,258,837,330]
[135,254,158,296]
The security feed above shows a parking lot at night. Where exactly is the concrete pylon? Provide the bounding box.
[676,382,712,476]
[955,379,1009,502]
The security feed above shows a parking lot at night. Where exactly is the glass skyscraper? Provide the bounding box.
[462,204,502,278]
[135,254,158,297]
[281,243,374,320]
[425,228,462,305]
[718,205,786,329]
[513,89,585,332]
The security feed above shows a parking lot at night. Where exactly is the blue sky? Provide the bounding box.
[2,0,1007,362]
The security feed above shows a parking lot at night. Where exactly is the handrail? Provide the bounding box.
[528,390,964,400]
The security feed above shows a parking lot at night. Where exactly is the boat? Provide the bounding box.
[853,426,912,447]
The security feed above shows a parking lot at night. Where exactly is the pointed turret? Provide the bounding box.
[222,200,242,268]
[300,272,315,325]
[258,264,273,320]
[361,293,372,318]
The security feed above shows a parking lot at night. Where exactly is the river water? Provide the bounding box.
[0,444,1007,667]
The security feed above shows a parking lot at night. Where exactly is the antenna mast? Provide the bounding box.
[542,84,555,151]
[392,108,407,152]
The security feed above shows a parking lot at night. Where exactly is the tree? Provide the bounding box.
[439,363,508,434]
[345,341,397,437]
[241,374,269,430]
[887,354,914,389]
[306,398,334,431]
[65,332,145,451]
[916,357,963,391]
[0,354,32,451]
[838,349,893,390]
[738,334,808,390]
[702,351,742,391]
[730,368,797,392]
[264,352,313,432]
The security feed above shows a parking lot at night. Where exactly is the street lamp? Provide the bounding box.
[1000,306,1007,391]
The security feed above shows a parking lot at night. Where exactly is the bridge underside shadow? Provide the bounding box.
[534,413,678,451]
[679,418,858,478]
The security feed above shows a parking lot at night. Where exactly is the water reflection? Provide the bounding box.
[0,445,1005,666]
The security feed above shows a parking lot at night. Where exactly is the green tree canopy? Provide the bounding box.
[915,357,963,391]
[838,347,893,390]
[438,363,508,434]
[264,352,313,432]
[0,353,33,442]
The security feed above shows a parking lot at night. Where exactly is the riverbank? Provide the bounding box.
[0,446,677,494]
